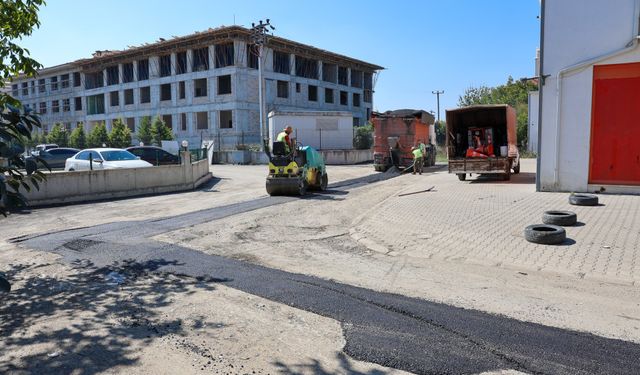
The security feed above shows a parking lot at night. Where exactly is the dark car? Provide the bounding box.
[126,146,180,166]
[25,147,80,169]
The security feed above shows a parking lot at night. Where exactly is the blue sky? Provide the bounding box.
[22,0,540,117]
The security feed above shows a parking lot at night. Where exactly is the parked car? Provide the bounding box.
[25,147,80,169]
[64,148,153,171]
[32,143,59,156]
[126,146,180,166]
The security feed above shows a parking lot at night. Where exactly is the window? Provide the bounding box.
[193,47,209,71]
[21,82,28,96]
[276,80,289,98]
[322,63,337,83]
[308,85,318,102]
[353,118,361,127]
[295,56,318,79]
[126,118,135,132]
[180,113,187,131]
[160,83,172,101]
[51,77,58,91]
[85,72,103,89]
[247,45,258,69]
[138,59,149,80]
[39,102,47,114]
[217,75,231,95]
[176,52,187,74]
[11,84,18,97]
[162,114,173,130]
[273,51,290,74]
[74,97,82,111]
[87,94,105,115]
[196,111,208,130]
[61,74,70,89]
[353,93,361,107]
[124,89,134,105]
[194,78,207,97]
[364,72,373,90]
[219,110,232,129]
[351,69,363,88]
[296,83,301,93]
[178,81,186,99]
[110,91,119,106]
[38,78,46,93]
[122,63,134,83]
[338,66,348,85]
[160,55,171,77]
[140,87,150,103]
[340,90,348,106]
[63,99,70,112]
[73,72,81,87]
[30,81,35,94]
[364,90,372,103]
[215,43,234,68]
[325,88,334,104]
[52,100,59,113]
[107,66,119,85]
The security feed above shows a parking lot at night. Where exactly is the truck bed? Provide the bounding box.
[448,157,512,174]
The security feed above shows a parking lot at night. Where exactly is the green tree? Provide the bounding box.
[0,0,46,216]
[434,120,447,146]
[137,116,152,145]
[151,116,174,146]
[69,125,87,149]
[87,122,109,148]
[457,76,537,148]
[46,123,67,146]
[353,122,373,150]
[109,118,132,148]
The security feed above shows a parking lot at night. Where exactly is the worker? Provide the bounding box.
[277,125,294,154]
[411,141,424,175]
[419,139,427,167]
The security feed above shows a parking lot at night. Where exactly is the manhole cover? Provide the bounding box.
[63,239,102,251]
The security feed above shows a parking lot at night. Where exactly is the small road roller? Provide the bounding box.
[265,141,328,196]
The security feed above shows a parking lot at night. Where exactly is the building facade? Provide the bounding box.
[9,26,382,149]
[538,0,640,193]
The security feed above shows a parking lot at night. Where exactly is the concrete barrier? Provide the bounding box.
[212,149,371,165]
[23,153,211,206]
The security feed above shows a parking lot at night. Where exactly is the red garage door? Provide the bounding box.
[589,62,640,185]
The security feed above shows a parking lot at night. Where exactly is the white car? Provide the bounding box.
[65,148,153,171]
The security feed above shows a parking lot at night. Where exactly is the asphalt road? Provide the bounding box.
[12,175,640,375]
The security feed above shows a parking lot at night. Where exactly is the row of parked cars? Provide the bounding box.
[27,144,181,171]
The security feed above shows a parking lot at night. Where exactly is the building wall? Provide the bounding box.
[11,38,376,150]
[527,91,538,153]
[539,0,640,192]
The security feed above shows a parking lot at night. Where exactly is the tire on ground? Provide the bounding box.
[457,173,466,181]
[569,193,599,206]
[542,210,577,226]
[524,224,566,245]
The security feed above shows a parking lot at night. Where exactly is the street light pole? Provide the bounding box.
[431,90,444,145]
[250,19,275,151]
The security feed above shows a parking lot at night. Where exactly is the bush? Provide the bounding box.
[137,116,152,146]
[151,116,174,146]
[46,123,67,147]
[87,122,109,148]
[353,123,373,150]
[69,126,86,149]
[109,118,132,148]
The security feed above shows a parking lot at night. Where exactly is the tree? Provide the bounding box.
[69,125,87,149]
[151,116,174,146]
[87,122,109,148]
[1,0,47,216]
[353,122,373,150]
[137,116,152,146]
[109,118,132,148]
[457,76,537,148]
[47,123,67,146]
[434,120,447,146]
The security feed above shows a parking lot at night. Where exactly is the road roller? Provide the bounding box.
[265,141,328,196]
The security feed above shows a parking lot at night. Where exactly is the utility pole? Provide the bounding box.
[250,19,275,151]
[431,90,444,145]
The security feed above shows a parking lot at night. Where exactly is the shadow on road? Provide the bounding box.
[274,352,390,375]
[467,172,536,185]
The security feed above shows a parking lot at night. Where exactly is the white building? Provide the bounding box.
[8,26,382,150]
[268,111,354,150]
[538,0,640,193]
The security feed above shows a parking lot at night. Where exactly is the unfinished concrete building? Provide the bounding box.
[8,26,382,149]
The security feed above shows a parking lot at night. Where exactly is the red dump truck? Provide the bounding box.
[446,105,520,181]
[372,109,435,172]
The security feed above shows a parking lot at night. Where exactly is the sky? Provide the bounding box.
[21,0,540,119]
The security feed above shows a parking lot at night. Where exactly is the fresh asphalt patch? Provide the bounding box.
[10,173,640,375]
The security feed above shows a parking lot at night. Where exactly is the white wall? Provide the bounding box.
[527,91,539,153]
[539,0,640,192]
[268,111,354,150]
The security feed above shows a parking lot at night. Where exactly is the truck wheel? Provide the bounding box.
[298,179,308,196]
[319,173,328,191]
[542,210,577,226]
[524,224,566,245]
[457,173,466,181]
[569,193,599,206]
[513,162,520,174]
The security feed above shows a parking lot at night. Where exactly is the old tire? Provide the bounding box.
[542,210,577,226]
[457,173,466,181]
[569,193,598,206]
[524,224,566,245]
[0,275,10,293]
[319,173,328,191]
